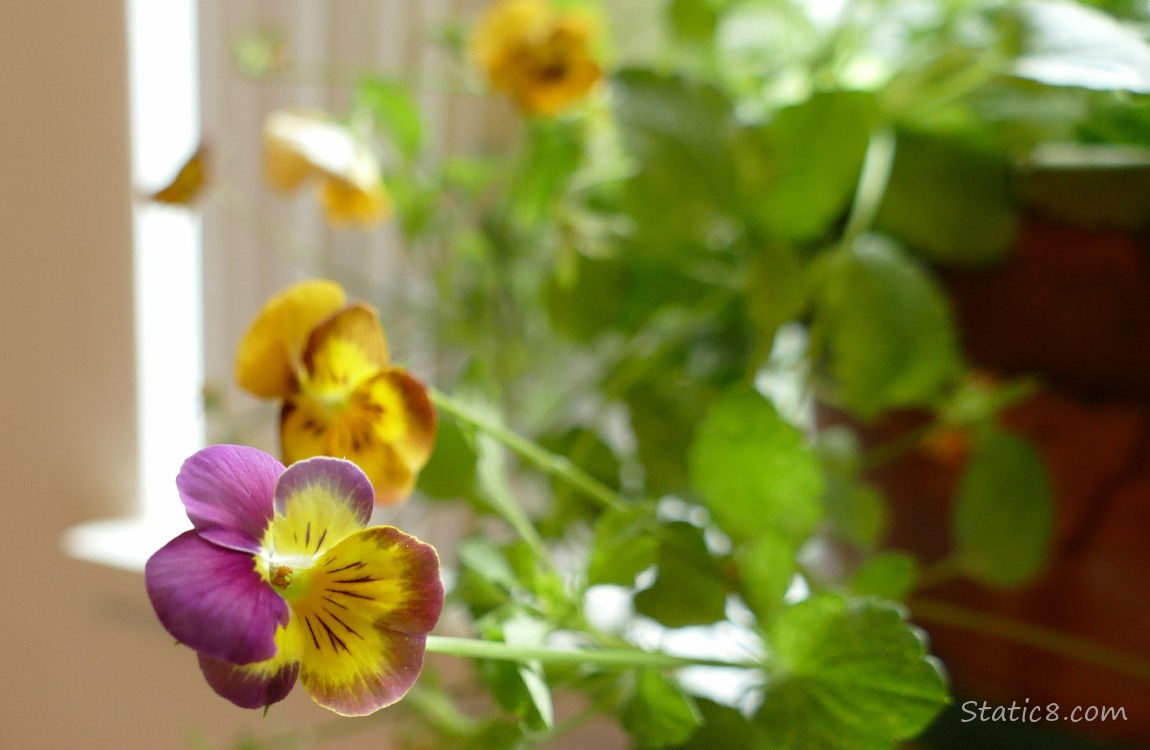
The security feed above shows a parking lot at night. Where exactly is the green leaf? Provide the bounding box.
[876,131,1018,268]
[850,552,919,601]
[619,671,703,748]
[667,699,768,750]
[823,475,888,550]
[610,69,739,256]
[458,537,520,594]
[1008,0,1150,93]
[478,613,555,732]
[354,76,423,157]
[634,521,730,627]
[417,415,478,500]
[735,530,797,622]
[688,384,823,544]
[813,234,964,418]
[953,429,1054,586]
[508,118,584,228]
[587,503,659,586]
[755,594,950,749]
[743,243,810,362]
[627,370,718,496]
[461,720,526,750]
[753,91,880,241]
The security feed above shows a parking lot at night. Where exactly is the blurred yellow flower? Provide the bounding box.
[235,279,437,504]
[470,0,602,117]
[263,110,391,228]
[146,143,209,207]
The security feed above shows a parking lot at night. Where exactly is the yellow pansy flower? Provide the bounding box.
[470,0,602,117]
[263,110,391,228]
[235,279,436,504]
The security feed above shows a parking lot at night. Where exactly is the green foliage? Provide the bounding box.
[689,384,823,544]
[634,520,730,627]
[587,503,658,586]
[813,234,964,418]
[954,429,1055,586]
[752,91,880,241]
[618,671,703,747]
[851,552,920,601]
[876,131,1019,267]
[354,75,424,158]
[756,594,951,749]
[217,0,1150,747]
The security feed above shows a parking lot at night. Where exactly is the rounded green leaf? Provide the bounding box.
[755,594,950,749]
[814,234,964,418]
[954,429,1054,587]
[689,384,824,544]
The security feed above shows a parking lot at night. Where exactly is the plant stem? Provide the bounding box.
[910,598,1150,684]
[424,635,761,672]
[841,126,897,249]
[429,387,629,513]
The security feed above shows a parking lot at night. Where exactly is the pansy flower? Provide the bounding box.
[145,445,444,715]
[470,0,602,117]
[264,109,391,228]
[235,279,437,505]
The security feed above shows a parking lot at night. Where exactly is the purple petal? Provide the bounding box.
[198,653,300,710]
[177,445,284,552]
[145,530,288,664]
[274,456,374,526]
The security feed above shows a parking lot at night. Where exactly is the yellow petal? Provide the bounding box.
[281,369,437,505]
[235,279,347,399]
[291,526,443,716]
[263,109,383,195]
[300,303,390,396]
[318,176,391,229]
[470,0,601,116]
[147,143,209,206]
[264,459,373,561]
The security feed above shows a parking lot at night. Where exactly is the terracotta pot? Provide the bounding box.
[863,216,1150,745]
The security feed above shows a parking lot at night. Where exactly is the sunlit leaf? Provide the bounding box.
[753,91,879,241]
[1008,0,1150,93]
[735,529,797,622]
[688,384,823,544]
[355,76,424,157]
[755,594,950,749]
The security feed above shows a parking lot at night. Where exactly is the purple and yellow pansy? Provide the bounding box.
[145,445,444,715]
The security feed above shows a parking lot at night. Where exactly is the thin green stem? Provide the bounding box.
[841,126,897,249]
[913,556,964,590]
[424,635,761,672]
[910,598,1150,684]
[429,388,629,513]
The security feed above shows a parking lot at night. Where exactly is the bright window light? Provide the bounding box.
[64,0,203,571]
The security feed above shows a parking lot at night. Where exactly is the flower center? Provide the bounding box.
[270,564,294,590]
